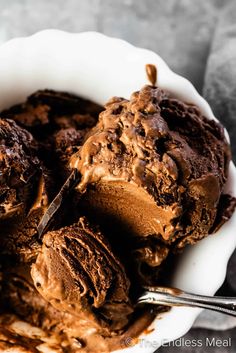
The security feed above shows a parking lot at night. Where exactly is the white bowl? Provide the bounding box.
[0,30,235,353]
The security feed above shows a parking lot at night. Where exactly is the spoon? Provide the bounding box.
[137,286,236,316]
[37,169,79,238]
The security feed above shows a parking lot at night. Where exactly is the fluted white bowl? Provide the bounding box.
[0,30,235,353]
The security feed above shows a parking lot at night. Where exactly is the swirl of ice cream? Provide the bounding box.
[70,85,231,254]
[31,217,133,333]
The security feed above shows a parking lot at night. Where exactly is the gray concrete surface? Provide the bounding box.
[0,0,225,92]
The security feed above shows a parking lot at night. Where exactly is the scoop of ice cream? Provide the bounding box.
[70,85,231,255]
[0,118,55,261]
[31,217,133,332]
[0,118,41,220]
[0,171,51,262]
[1,90,101,131]
[1,90,103,184]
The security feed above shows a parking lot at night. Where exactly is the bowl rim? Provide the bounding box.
[0,29,235,353]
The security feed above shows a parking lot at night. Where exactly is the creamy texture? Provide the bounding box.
[0,265,157,353]
[0,119,51,261]
[1,89,102,178]
[0,91,102,262]
[0,119,40,219]
[0,173,50,262]
[31,217,133,334]
[0,87,235,353]
[70,85,231,252]
[1,265,113,352]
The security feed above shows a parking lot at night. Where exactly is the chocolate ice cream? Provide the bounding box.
[0,118,53,261]
[0,172,51,262]
[0,91,103,262]
[1,90,102,178]
[31,217,133,333]
[70,85,232,268]
[1,90,101,133]
[0,85,235,353]
[0,119,40,219]
[0,263,156,353]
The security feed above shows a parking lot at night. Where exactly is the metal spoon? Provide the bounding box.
[137,286,236,316]
[37,169,79,238]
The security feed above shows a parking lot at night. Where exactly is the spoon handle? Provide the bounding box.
[137,287,236,316]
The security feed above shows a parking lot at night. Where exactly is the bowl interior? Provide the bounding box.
[0,30,235,353]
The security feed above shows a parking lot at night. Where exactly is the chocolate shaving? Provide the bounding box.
[37,169,80,238]
[145,64,157,86]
